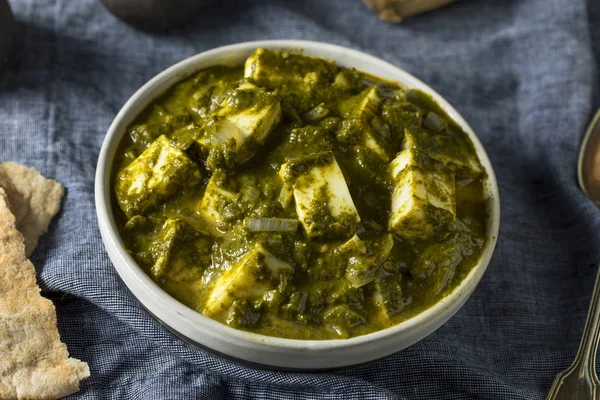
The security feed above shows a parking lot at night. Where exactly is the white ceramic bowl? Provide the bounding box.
[95,40,500,370]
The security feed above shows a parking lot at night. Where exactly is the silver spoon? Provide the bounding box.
[547,109,600,399]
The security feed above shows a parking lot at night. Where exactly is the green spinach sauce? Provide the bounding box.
[111,49,488,340]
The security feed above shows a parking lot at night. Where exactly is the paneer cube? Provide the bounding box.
[343,233,394,288]
[197,170,239,230]
[339,234,367,255]
[203,244,293,316]
[279,151,360,239]
[150,218,212,280]
[388,148,456,240]
[336,86,390,162]
[403,127,482,180]
[338,86,381,119]
[244,48,338,113]
[244,48,337,89]
[200,82,281,169]
[115,135,202,218]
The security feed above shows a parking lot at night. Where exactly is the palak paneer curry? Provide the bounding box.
[112,49,488,339]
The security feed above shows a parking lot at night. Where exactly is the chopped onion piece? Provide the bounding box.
[303,104,330,122]
[278,183,293,208]
[423,112,447,132]
[243,186,260,204]
[333,72,351,90]
[248,218,299,232]
[405,90,421,104]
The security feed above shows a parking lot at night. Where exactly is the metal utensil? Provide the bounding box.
[547,108,600,399]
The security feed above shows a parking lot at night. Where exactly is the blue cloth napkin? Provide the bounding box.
[2,0,600,398]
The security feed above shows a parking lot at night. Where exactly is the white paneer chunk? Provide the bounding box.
[356,87,386,160]
[203,244,292,316]
[344,233,394,288]
[403,127,482,180]
[214,83,281,144]
[339,86,381,118]
[115,135,202,218]
[244,48,337,89]
[337,86,390,162]
[197,170,239,229]
[244,49,338,115]
[201,82,281,169]
[364,134,389,162]
[389,145,421,179]
[244,48,291,87]
[388,148,456,240]
[339,234,367,255]
[279,151,361,239]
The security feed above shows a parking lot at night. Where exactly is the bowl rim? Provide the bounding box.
[95,39,500,353]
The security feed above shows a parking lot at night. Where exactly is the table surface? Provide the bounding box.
[2,0,600,398]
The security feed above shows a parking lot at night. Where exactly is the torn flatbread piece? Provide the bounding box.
[0,188,89,400]
[0,174,23,222]
[0,162,64,257]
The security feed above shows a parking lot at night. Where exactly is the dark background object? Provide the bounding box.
[0,0,15,69]
[363,0,456,22]
[99,0,212,31]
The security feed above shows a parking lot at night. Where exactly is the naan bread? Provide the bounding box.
[0,162,64,257]
[0,188,89,399]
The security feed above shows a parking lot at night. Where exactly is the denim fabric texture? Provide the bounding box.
[1,0,600,398]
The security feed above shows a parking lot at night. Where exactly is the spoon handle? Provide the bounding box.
[575,266,600,380]
[547,266,600,400]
